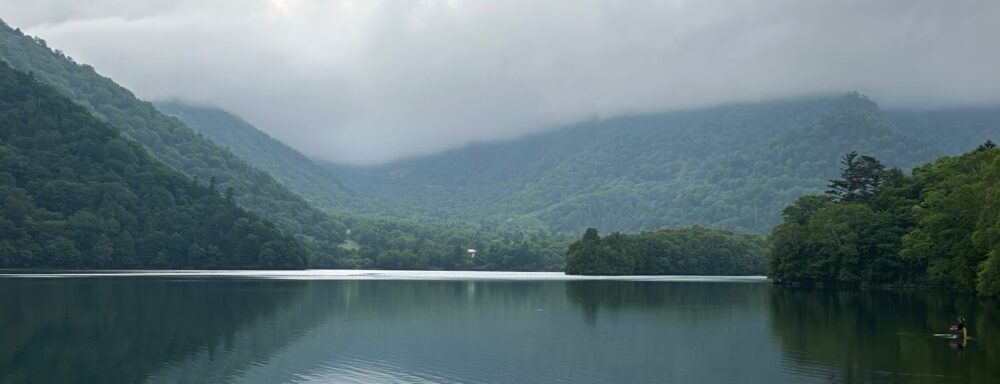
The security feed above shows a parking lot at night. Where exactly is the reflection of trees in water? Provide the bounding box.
[768,287,1000,383]
[0,278,313,383]
[565,281,768,322]
[346,280,562,315]
[155,280,590,383]
[0,279,573,383]
[13,278,997,383]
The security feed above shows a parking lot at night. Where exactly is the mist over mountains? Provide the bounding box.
[2,0,999,164]
[324,95,999,234]
[163,90,1000,236]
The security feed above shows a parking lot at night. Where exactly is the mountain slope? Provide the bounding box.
[886,107,1000,155]
[328,94,940,234]
[154,102,363,211]
[0,19,349,264]
[151,103,573,270]
[0,62,306,268]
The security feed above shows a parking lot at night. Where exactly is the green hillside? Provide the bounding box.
[0,20,573,271]
[0,19,352,264]
[328,94,942,234]
[0,62,306,268]
[887,107,1000,155]
[152,104,572,271]
[154,102,364,211]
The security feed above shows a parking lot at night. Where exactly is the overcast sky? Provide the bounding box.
[1,0,998,164]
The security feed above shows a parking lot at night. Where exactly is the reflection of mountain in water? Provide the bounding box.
[109,279,795,383]
[205,280,792,383]
[0,278,318,384]
[767,288,1000,383]
[144,280,349,383]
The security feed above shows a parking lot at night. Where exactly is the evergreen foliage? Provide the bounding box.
[825,151,899,202]
[768,145,1000,296]
[565,227,766,275]
[0,62,306,268]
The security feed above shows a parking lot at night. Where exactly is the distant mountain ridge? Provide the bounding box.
[887,107,1000,155]
[322,95,1000,234]
[154,102,363,211]
[154,89,1000,237]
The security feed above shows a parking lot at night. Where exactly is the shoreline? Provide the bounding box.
[0,269,769,282]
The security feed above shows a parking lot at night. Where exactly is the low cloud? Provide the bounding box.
[2,0,998,164]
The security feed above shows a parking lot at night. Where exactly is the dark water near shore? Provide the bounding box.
[0,271,996,383]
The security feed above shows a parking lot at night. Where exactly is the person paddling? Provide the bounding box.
[949,317,967,339]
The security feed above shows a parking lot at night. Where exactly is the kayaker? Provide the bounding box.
[949,317,967,339]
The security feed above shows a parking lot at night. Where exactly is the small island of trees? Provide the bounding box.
[564,226,766,275]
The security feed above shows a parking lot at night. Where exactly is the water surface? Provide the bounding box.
[0,271,995,383]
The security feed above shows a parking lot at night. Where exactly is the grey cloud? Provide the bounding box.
[1,0,998,164]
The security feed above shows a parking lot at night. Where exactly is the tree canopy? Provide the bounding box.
[565,227,766,276]
[768,145,1000,296]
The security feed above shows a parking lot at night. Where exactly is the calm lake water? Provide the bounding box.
[0,271,996,383]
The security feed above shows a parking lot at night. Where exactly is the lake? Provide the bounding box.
[0,271,996,383]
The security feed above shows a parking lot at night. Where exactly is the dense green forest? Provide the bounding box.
[328,94,965,234]
[564,227,766,275]
[342,216,570,271]
[0,62,306,268]
[768,144,1000,296]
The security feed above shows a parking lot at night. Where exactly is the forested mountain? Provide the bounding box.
[769,143,1000,296]
[328,94,947,234]
[887,107,1000,155]
[153,103,572,270]
[0,19,354,265]
[154,102,364,212]
[0,19,576,271]
[0,62,306,268]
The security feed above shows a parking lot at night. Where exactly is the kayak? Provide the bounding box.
[933,333,964,339]
[933,328,968,339]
